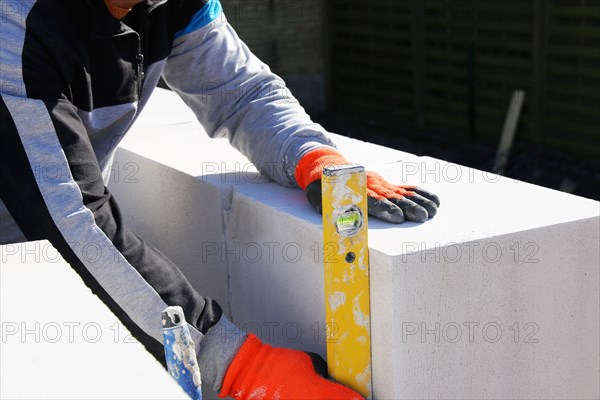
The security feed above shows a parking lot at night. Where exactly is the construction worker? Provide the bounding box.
[0,0,439,399]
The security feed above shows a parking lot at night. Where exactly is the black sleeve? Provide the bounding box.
[0,93,222,365]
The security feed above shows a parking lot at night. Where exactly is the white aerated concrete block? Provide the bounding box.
[0,241,187,400]
[110,88,600,399]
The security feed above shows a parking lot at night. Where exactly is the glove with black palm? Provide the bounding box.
[219,334,363,400]
[295,148,440,223]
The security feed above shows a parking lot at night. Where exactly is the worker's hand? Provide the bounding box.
[295,148,440,223]
[219,334,364,400]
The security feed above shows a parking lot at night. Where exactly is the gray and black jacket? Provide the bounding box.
[0,0,333,390]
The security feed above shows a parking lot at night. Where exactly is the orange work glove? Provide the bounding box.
[295,147,440,223]
[219,334,363,400]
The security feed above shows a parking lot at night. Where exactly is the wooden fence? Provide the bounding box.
[329,0,600,157]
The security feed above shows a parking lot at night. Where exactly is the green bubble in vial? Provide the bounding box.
[335,206,363,236]
[337,213,359,226]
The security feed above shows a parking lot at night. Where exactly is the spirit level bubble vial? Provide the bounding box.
[322,165,372,399]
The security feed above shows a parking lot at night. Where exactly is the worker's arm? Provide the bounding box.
[0,92,248,390]
[0,6,242,389]
[0,4,364,397]
[163,0,439,223]
[162,0,335,188]
[0,92,365,400]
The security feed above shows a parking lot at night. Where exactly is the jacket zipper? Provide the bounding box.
[132,1,167,99]
[136,52,144,99]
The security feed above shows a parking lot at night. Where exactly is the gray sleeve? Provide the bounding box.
[162,13,336,188]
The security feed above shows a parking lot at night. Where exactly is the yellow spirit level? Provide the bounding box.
[321,164,372,399]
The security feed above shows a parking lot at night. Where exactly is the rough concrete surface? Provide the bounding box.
[2,88,597,399]
[0,241,187,399]
[111,89,599,399]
